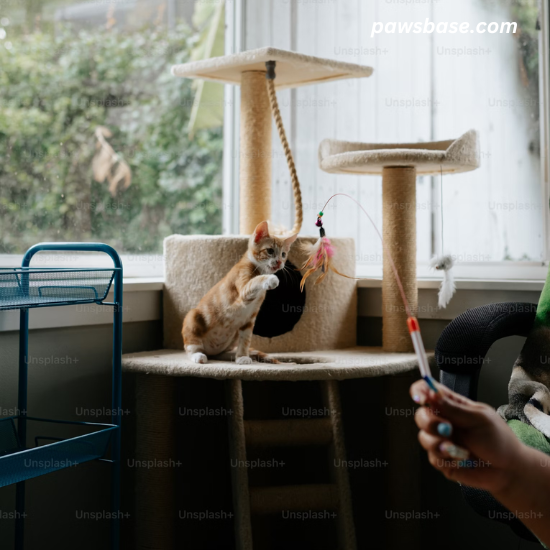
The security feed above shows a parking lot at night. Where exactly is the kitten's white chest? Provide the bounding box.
[233,297,262,326]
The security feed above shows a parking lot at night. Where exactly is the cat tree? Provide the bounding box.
[122,47,436,550]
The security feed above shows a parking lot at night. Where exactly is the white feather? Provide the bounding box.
[430,254,456,309]
[438,268,456,309]
[299,238,322,256]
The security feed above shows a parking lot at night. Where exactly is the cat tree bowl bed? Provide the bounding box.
[319,129,480,353]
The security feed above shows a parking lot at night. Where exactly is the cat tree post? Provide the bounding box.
[382,166,417,352]
[171,47,373,234]
[239,71,272,233]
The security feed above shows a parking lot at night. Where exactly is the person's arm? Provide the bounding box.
[410,380,550,546]
[492,444,550,546]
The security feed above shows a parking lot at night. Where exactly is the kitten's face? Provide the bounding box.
[249,221,297,275]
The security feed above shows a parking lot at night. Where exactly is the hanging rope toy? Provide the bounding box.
[301,193,438,393]
[265,61,303,237]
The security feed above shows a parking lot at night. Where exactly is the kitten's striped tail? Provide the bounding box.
[250,348,280,364]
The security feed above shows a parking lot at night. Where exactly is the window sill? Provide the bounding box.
[117,277,164,291]
[0,274,543,332]
[358,278,542,321]
[128,276,546,292]
[357,278,545,292]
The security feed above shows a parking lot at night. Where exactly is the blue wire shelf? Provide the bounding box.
[0,268,117,310]
[0,416,117,487]
[3,243,123,549]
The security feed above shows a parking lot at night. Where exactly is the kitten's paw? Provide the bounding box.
[263,275,279,291]
[236,356,253,365]
[191,352,208,364]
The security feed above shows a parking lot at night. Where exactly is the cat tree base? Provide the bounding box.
[123,350,429,550]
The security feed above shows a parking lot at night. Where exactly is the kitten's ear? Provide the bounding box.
[283,233,298,249]
[253,221,270,243]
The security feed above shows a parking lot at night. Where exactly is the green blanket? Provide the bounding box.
[507,419,550,455]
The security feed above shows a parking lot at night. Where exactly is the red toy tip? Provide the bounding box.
[407,316,420,333]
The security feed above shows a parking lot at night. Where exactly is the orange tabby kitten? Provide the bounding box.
[182,221,297,364]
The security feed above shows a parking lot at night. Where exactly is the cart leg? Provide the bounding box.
[111,277,123,550]
[15,482,25,550]
[15,308,29,550]
[111,445,120,550]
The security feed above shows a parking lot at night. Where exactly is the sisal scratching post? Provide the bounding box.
[135,374,177,550]
[382,167,417,352]
[239,71,272,234]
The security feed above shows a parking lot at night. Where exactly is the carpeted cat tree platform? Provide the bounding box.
[122,48,445,550]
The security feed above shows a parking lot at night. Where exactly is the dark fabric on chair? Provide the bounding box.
[436,302,536,382]
[461,486,538,542]
[436,302,539,543]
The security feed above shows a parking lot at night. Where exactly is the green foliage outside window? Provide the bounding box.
[0,22,223,254]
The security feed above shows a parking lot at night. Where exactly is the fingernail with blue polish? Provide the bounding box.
[412,394,421,403]
[437,422,453,437]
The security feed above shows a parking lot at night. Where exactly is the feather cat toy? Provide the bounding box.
[301,193,438,393]
[299,212,352,291]
[430,254,455,309]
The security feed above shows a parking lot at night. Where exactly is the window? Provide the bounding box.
[230,0,548,281]
[0,0,224,275]
[3,0,547,281]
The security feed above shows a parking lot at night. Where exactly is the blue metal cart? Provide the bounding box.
[0,243,123,550]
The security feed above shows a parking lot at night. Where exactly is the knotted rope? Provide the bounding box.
[265,61,303,236]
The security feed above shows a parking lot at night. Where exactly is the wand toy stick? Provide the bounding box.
[303,192,437,393]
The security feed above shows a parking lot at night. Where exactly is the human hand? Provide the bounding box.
[410,379,528,494]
